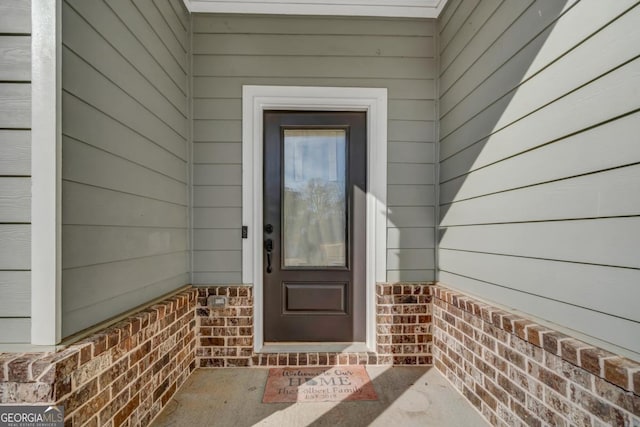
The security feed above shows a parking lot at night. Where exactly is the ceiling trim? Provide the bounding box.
[182,0,448,18]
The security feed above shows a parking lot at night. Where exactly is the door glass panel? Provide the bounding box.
[283,129,347,267]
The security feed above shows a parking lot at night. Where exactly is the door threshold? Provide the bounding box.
[260,342,369,353]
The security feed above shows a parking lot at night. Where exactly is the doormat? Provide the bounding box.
[262,366,378,403]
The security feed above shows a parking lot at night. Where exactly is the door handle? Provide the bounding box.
[265,238,273,273]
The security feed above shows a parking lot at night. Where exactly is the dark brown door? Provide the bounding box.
[263,111,366,342]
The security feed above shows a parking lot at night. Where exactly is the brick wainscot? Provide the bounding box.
[432,285,640,426]
[195,283,433,367]
[1,283,638,427]
[0,290,197,426]
[0,282,434,426]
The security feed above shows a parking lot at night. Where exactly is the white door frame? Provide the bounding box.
[242,86,387,352]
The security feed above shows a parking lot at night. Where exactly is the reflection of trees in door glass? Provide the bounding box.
[283,130,346,267]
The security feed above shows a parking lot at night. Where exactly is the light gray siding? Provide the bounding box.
[61,0,190,337]
[0,0,31,343]
[437,0,640,357]
[192,14,437,284]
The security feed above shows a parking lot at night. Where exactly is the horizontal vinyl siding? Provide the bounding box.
[192,14,437,283]
[437,0,640,357]
[61,0,190,337]
[0,0,31,343]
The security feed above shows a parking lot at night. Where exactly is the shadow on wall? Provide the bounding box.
[434,0,640,357]
[438,0,571,228]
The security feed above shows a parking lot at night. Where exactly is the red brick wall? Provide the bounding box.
[0,281,435,426]
[432,285,640,427]
[195,283,434,367]
[196,286,254,367]
[375,283,432,365]
[3,283,637,426]
[0,289,197,426]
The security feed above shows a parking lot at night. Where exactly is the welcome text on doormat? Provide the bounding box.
[263,366,378,403]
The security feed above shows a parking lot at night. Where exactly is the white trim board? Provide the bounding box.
[31,0,62,345]
[242,85,388,353]
[182,0,448,18]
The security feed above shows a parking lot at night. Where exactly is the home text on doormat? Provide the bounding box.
[262,366,378,403]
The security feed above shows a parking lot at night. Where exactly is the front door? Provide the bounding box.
[263,111,366,342]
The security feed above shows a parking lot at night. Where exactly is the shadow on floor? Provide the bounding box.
[152,366,488,427]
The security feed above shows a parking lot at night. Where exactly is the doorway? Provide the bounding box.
[241,85,388,352]
[263,111,367,342]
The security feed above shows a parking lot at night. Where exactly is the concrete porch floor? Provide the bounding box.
[151,366,489,427]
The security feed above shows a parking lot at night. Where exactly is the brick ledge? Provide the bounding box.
[433,284,640,396]
[0,288,197,426]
